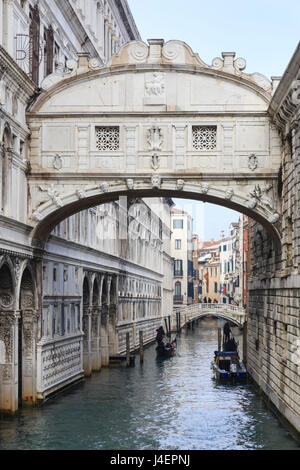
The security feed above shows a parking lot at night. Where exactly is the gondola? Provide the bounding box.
[155,326,177,358]
[156,338,177,358]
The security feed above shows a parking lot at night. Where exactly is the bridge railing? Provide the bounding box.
[172,302,246,330]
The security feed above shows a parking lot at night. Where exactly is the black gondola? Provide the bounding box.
[155,326,177,358]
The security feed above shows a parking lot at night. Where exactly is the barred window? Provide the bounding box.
[192,126,217,150]
[95,126,119,151]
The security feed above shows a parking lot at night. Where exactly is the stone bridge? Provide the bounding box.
[26,39,282,244]
[173,303,246,329]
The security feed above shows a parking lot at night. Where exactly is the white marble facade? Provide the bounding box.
[0,1,172,410]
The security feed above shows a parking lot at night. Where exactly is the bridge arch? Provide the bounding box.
[26,39,282,245]
[195,312,242,328]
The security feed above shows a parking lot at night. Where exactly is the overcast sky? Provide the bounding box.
[127,0,300,240]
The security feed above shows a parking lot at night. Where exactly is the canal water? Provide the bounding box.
[0,319,299,450]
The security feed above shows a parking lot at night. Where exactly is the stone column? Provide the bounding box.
[108,304,118,356]
[101,305,109,366]
[22,310,38,403]
[0,310,20,412]
[82,307,92,375]
[91,307,101,371]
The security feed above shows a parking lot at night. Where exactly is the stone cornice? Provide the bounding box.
[268,41,300,132]
[53,0,99,59]
[27,63,272,113]
[0,107,30,138]
[0,45,36,98]
[110,0,141,41]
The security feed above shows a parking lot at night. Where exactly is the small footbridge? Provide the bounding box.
[173,303,247,331]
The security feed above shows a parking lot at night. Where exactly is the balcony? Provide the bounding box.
[174,270,183,277]
[173,295,183,304]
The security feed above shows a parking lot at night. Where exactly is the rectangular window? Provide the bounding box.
[192,126,217,150]
[173,219,183,229]
[214,282,218,293]
[20,140,25,157]
[223,245,227,251]
[96,126,120,150]
[175,239,182,249]
[174,259,183,276]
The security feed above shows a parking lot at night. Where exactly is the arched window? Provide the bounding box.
[175,281,181,297]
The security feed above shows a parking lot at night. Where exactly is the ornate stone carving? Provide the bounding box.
[225,189,234,200]
[128,41,149,62]
[53,154,63,170]
[211,53,246,75]
[96,126,119,151]
[88,57,100,70]
[0,294,13,308]
[268,213,280,224]
[247,198,257,209]
[32,211,43,222]
[199,183,210,194]
[151,175,161,189]
[39,184,63,208]
[147,126,163,151]
[249,184,274,211]
[40,59,78,90]
[76,189,86,199]
[145,73,165,97]
[192,126,217,150]
[248,153,258,171]
[100,182,109,193]
[291,80,300,106]
[41,339,81,389]
[22,294,33,307]
[176,179,185,190]
[126,179,134,190]
[13,257,22,281]
[249,73,272,93]
[151,153,160,170]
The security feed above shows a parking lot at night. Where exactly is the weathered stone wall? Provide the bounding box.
[248,81,300,434]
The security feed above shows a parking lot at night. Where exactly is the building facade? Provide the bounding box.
[0,1,174,411]
[171,207,193,306]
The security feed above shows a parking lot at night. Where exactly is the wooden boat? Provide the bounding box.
[156,338,177,358]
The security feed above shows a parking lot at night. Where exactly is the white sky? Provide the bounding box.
[127,0,300,240]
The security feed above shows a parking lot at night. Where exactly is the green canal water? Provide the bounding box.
[0,319,299,450]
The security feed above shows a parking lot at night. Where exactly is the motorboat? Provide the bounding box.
[211,323,247,382]
[211,350,247,382]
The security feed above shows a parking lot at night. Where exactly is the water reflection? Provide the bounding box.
[0,318,299,450]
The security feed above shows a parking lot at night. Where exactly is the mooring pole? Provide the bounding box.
[218,328,222,351]
[243,321,247,366]
[164,318,169,337]
[139,330,144,364]
[126,332,130,367]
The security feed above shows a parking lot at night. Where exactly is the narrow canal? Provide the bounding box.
[0,319,299,450]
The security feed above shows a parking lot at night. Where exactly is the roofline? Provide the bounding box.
[268,41,300,118]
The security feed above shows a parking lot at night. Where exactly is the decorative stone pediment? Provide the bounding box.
[37,39,273,98]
